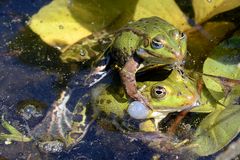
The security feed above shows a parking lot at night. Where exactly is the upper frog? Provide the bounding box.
[108,17,187,109]
[111,16,186,66]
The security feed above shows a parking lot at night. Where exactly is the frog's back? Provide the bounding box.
[124,17,177,38]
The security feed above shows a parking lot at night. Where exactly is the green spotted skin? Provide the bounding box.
[111,16,187,67]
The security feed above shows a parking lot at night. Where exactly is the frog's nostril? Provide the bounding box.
[174,51,181,57]
[174,51,185,62]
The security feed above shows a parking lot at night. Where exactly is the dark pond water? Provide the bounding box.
[0,0,239,160]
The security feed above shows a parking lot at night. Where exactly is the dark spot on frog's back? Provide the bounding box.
[78,125,86,132]
[73,114,83,122]
[75,105,83,113]
[177,91,182,96]
[70,132,82,139]
[100,99,104,104]
[88,35,95,40]
[233,96,240,105]
[106,99,111,104]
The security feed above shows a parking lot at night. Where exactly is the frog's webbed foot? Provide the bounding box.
[119,57,153,110]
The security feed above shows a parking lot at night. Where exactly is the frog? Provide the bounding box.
[62,16,187,109]
[0,69,198,152]
[60,30,113,63]
[91,69,199,133]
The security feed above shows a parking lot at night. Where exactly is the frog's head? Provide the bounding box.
[61,44,93,63]
[135,17,187,65]
[140,69,199,112]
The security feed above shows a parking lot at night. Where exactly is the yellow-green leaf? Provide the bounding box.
[193,0,240,24]
[191,105,240,156]
[203,30,240,105]
[29,0,91,49]
[133,0,191,31]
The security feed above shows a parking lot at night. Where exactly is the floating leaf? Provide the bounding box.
[29,0,91,49]
[203,30,240,105]
[193,0,240,24]
[132,0,191,31]
[224,83,240,106]
[191,105,240,156]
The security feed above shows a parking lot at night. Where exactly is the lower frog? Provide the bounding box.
[91,69,199,133]
[0,70,199,152]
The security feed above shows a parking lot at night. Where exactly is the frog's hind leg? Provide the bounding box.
[31,89,74,145]
[65,102,95,148]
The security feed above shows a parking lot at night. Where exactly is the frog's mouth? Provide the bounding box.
[149,100,201,119]
[151,94,201,113]
[136,48,184,65]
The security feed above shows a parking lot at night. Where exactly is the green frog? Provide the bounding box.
[62,16,187,109]
[91,69,199,133]
[0,70,198,152]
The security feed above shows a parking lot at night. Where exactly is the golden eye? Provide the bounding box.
[151,85,167,99]
[151,35,164,49]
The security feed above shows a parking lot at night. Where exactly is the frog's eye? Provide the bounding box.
[151,37,164,49]
[151,85,167,99]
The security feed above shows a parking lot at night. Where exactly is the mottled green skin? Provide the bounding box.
[60,30,112,63]
[111,16,187,66]
[92,69,199,131]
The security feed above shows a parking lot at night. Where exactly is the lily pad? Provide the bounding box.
[203,30,240,105]
[191,105,240,156]
[29,0,92,50]
[193,0,240,24]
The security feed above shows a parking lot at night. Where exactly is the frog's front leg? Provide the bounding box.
[119,57,152,110]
